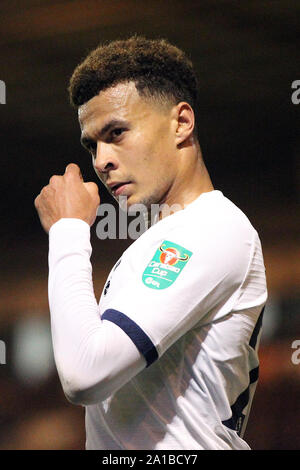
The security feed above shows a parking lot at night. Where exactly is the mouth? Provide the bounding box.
[108,181,132,197]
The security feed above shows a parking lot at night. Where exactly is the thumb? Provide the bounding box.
[65,163,83,180]
[84,182,100,203]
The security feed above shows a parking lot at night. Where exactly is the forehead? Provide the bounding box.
[78,81,146,129]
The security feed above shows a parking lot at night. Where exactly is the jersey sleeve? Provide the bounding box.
[48,218,145,405]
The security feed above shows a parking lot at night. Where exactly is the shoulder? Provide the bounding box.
[125,191,257,286]
[166,191,256,253]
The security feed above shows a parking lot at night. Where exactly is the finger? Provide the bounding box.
[34,194,40,209]
[49,174,63,186]
[84,181,98,193]
[65,163,83,180]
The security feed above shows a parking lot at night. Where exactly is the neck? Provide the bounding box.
[158,141,214,220]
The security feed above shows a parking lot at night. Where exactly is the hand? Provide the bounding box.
[34,163,100,233]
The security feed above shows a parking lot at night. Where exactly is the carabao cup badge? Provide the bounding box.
[142,240,193,290]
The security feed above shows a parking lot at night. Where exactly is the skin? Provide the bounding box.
[35,81,214,232]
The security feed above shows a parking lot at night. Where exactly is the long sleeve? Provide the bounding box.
[48,218,145,405]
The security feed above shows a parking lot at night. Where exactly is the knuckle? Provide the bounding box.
[34,195,40,208]
[41,185,48,195]
[41,185,53,198]
[49,175,60,185]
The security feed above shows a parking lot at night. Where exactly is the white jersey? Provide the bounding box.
[48,190,267,450]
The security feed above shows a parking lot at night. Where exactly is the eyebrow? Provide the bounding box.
[80,119,129,147]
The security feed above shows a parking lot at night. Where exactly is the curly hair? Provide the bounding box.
[68,36,199,116]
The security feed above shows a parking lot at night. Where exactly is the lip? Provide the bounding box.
[108,181,131,196]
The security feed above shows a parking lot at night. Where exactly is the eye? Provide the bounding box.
[110,128,126,141]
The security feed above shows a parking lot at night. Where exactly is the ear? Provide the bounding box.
[173,102,195,147]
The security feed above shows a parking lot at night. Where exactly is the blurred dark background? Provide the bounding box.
[0,0,299,449]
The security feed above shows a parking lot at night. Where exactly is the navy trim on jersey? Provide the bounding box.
[222,365,259,434]
[102,309,158,367]
[222,307,265,435]
[249,307,264,349]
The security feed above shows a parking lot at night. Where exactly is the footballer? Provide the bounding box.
[35,37,267,450]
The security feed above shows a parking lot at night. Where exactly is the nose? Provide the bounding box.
[93,141,119,175]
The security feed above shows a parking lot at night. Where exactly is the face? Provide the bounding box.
[78,82,179,210]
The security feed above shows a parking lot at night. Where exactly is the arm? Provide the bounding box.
[48,218,145,405]
[35,164,145,404]
[35,168,266,406]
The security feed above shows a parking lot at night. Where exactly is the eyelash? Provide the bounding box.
[112,128,124,137]
[109,128,126,142]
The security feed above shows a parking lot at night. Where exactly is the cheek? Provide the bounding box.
[128,127,173,177]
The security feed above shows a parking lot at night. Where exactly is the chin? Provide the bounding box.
[115,194,137,212]
[117,193,149,213]
[126,197,147,214]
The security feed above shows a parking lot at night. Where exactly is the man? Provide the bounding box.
[34,36,267,450]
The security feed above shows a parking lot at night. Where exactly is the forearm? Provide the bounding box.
[48,218,144,405]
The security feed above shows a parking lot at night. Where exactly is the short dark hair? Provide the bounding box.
[68,36,199,118]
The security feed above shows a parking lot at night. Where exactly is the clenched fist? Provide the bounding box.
[34,163,100,233]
